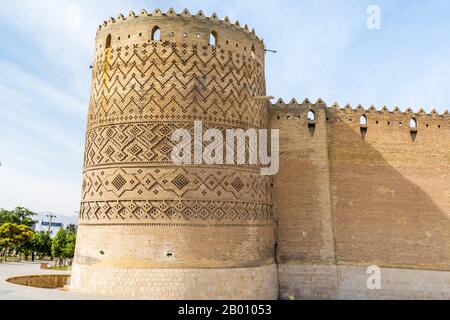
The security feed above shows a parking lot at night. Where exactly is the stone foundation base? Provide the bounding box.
[70,263,278,300]
[279,263,450,300]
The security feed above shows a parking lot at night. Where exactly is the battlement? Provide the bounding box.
[94,8,264,58]
[270,98,450,129]
[98,8,261,39]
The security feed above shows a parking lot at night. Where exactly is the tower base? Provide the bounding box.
[70,263,279,300]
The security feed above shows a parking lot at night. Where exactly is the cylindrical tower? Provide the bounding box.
[71,8,278,299]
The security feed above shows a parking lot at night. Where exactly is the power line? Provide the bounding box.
[0,193,19,207]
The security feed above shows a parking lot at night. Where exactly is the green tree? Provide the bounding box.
[0,223,34,262]
[51,227,77,265]
[62,232,76,259]
[0,209,16,224]
[33,231,52,260]
[51,228,67,264]
[19,236,34,260]
[0,207,37,227]
[12,207,37,227]
[65,224,77,234]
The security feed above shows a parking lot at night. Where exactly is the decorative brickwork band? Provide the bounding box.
[88,42,267,129]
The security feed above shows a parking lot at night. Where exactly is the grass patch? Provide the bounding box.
[48,266,70,271]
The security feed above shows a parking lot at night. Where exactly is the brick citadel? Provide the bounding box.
[71,8,450,299]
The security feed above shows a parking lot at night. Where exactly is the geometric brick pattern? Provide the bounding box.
[79,200,272,224]
[84,122,261,168]
[82,167,272,201]
[87,41,268,130]
[79,39,272,226]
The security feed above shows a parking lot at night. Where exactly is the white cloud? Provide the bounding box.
[0,165,81,215]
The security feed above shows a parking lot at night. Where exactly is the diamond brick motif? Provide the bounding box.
[112,174,126,191]
[129,144,143,156]
[172,174,189,190]
[231,177,244,191]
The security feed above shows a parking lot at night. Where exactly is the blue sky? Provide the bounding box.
[1,0,450,215]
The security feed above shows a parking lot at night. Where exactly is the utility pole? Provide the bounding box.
[46,214,57,234]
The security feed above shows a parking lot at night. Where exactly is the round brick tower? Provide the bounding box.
[70,8,278,299]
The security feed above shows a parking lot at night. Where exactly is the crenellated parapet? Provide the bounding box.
[270,98,449,130]
[269,98,327,120]
[94,8,264,59]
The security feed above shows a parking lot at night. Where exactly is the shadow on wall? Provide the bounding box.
[329,117,450,271]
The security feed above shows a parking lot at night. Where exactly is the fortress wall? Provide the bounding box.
[271,101,450,299]
[328,106,450,270]
[74,8,450,300]
[269,100,336,265]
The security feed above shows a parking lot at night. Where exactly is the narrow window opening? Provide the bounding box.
[360,115,367,125]
[105,34,111,49]
[166,252,173,257]
[209,31,217,46]
[251,45,256,58]
[308,123,316,137]
[360,127,368,140]
[307,110,315,121]
[410,118,418,142]
[151,26,161,41]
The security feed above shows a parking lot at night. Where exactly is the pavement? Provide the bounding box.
[0,261,109,300]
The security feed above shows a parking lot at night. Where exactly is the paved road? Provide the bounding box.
[0,261,109,300]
